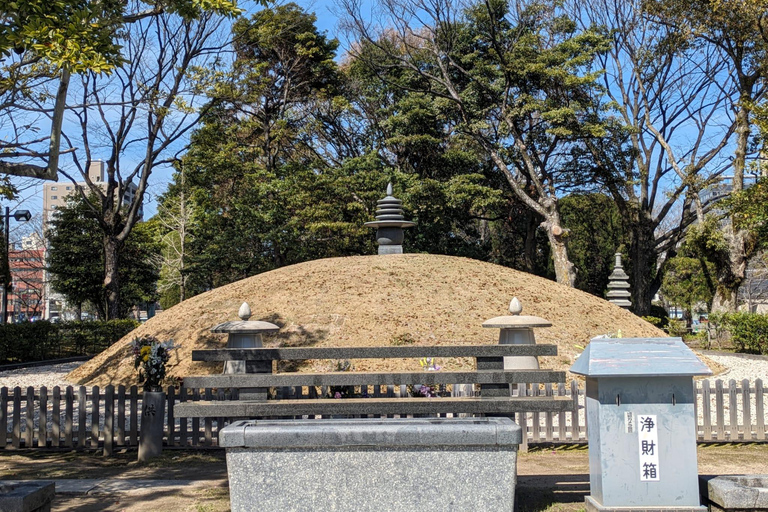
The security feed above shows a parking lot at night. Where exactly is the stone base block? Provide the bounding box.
[585,496,707,512]
[0,481,55,512]
[220,417,521,512]
[377,245,403,255]
[700,475,768,511]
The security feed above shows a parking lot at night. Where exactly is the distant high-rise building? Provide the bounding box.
[42,161,141,225]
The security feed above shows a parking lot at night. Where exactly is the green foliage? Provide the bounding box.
[724,177,768,244]
[713,312,768,354]
[47,194,160,318]
[0,319,138,364]
[559,193,625,297]
[0,0,242,72]
[661,255,714,315]
[645,304,671,329]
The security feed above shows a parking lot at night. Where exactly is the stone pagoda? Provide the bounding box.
[606,252,632,309]
[364,183,415,255]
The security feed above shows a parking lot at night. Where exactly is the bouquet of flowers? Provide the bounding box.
[132,335,175,392]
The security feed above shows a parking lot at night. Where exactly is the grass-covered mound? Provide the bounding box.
[68,254,665,387]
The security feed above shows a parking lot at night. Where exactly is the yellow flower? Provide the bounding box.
[140,346,151,355]
[143,354,149,362]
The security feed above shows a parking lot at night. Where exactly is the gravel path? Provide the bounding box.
[698,350,768,382]
[0,361,83,390]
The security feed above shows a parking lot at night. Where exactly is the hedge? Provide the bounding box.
[712,312,768,355]
[0,320,139,364]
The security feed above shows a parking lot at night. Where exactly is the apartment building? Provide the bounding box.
[7,244,46,322]
[42,161,141,224]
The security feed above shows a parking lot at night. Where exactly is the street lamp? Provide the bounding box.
[1,207,31,324]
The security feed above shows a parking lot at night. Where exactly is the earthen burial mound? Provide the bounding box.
[68,254,665,387]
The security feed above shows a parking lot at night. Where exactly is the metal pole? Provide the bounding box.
[1,207,7,324]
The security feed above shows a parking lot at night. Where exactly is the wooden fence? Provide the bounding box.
[0,379,764,453]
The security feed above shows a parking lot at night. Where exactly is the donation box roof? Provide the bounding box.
[569,337,712,378]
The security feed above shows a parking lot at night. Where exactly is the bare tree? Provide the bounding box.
[49,12,230,318]
[568,0,735,314]
[156,168,194,304]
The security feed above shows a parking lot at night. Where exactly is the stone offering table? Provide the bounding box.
[220,417,521,512]
[175,299,574,511]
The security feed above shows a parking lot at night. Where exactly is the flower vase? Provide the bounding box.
[138,390,165,462]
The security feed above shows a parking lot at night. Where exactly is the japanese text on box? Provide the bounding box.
[638,414,659,481]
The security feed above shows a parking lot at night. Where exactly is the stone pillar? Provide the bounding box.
[606,253,632,309]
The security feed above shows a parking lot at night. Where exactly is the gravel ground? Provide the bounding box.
[699,350,768,382]
[0,361,82,390]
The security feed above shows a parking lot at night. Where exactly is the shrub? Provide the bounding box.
[0,320,139,364]
[715,312,768,354]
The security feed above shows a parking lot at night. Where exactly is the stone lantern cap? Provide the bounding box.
[482,297,552,329]
[211,302,280,335]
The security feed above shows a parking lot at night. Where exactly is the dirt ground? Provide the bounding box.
[0,443,765,512]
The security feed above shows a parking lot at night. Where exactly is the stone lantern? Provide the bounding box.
[364,183,415,255]
[482,297,552,371]
[212,302,279,400]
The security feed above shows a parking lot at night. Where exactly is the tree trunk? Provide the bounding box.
[103,236,124,320]
[523,214,538,274]
[711,225,748,312]
[712,97,752,312]
[627,212,657,316]
[542,218,576,287]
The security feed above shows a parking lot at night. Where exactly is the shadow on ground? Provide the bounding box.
[516,473,590,512]
[52,483,229,512]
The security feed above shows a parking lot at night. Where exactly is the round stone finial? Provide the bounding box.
[509,297,522,315]
[386,182,393,196]
[238,302,252,321]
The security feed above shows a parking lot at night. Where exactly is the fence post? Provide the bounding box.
[91,385,100,449]
[742,378,752,442]
[52,386,61,448]
[38,386,48,448]
[65,386,74,448]
[728,379,738,441]
[77,386,87,448]
[0,387,7,448]
[25,386,34,448]
[715,380,725,440]
[702,380,712,442]
[167,386,175,448]
[756,379,765,441]
[570,380,580,442]
[104,385,114,456]
[129,386,138,447]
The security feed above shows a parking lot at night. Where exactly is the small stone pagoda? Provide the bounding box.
[364,183,415,255]
[606,253,632,309]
